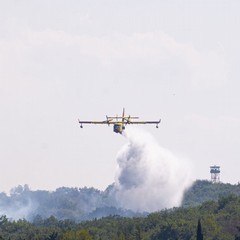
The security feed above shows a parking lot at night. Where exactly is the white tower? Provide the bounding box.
[210,165,220,183]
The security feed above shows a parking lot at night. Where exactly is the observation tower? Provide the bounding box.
[210,165,220,183]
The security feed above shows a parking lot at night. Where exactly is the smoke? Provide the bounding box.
[114,127,193,212]
[0,128,193,221]
[0,198,36,221]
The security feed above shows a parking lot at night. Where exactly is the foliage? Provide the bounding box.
[196,219,203,240]
[182,180,240,207]
[0,184,140,222]
[1,180,240,239]
[1,180,240,222]
[0,194,240,239]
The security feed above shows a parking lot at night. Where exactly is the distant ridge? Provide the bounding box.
[182,180,240,207]
[1,180,240,221]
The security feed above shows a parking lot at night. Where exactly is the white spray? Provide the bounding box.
[114,127,193,212]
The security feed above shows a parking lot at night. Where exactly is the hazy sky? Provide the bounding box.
[0,0,240,192]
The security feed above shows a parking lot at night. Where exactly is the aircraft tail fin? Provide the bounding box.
[122,108,125,124]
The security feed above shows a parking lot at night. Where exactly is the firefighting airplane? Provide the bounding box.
[78,108,161,134]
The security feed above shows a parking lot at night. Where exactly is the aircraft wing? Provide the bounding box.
[128,119,161,124]
[78,120,109,124]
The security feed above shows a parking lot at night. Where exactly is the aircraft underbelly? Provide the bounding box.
[113,124,122,134]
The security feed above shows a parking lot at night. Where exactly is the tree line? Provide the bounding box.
[0,194,240,239]
[0,180,240,222]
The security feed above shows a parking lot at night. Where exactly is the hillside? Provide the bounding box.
[0,184,141,221]
[182,180,240,207]
[1,180,240,222]
[0,194,240,239]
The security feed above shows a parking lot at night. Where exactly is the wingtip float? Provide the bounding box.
[78,108,161,134]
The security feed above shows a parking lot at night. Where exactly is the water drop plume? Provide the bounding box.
[114,127,193,212]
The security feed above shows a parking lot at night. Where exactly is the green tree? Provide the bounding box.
[76,229,92,240]
[197,219,203,240]
[62,229,92,240]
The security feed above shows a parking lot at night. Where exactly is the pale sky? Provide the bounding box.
[0,0,240,192]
